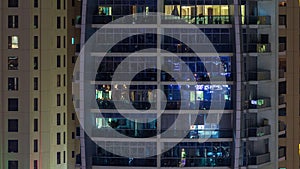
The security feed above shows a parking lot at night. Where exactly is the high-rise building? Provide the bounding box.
[0,0,80,168]
[277,0,300,168]
[76,0,279,169]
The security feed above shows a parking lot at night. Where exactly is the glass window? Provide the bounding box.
[98,6,112,15]
[8,98,18,111]
[8,15,18,28]
[34,57,38,70]
[8,56,18,70]
[34,15,38,28]
[34,160,38,169]
[57,55,61,67]
[63,151,66,163]
[57,17,61,29]
[57,74,61,87]
[34,77,38,90]
[63,132,66,144]
[57,94,61,106]
[34,139,38,152]
[8,0,18,7]
[57,133,61,145]
[8,143,19,158]
[57,152,61,164]
[34,0,38,8]
[8,119,18,132]
[57,36,61,48]
[34,36,38,49]
[63,113,66,125]
[34,98,38,111]
[34,119,38,131]
[57,113,61,125]
[57,0,61,9]
[8,36,19,49]
[8,77,18,91]
[63,74,66,86]
[8,161,18,169]
[279,15,286,26]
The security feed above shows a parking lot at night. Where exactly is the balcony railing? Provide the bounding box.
[279,69,286,79]
[247,70,271,81]
[248,125,271,137]
[248,97,271,109]
[245,16,271,25]
[92,156,157,166]
[248,152,270,165]
[244,43,271,53]
[161,157,231,167]
[161,129,233,139]
[278,94,286,105]
[92,127,157,138]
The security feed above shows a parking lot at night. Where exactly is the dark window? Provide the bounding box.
[63,36,66,48]
[8,119,18,132]
[57,17,61,29]
[34,0,38,8]
[72,56,77,63]
[72,113,75,120]
[8,98,18,111]
[34,160,38,169]
[279,37,286,52]
[76,127,80,137]
[34,57,38,70]
[34,77,38,90]
[57,55,61,67]
[63,74,66,86]
[63,151,66,163]
[63,93,66,106]
[63,132,66,144]
[8,140,18,153]
[72,132,75,139]
[72,0,75,6]
[8,77,18,91]
[279,15,286,26]
[63,0,66,9]
[8,161,18,169]
[57,152,61,164]
[34,15,38,28]
[34,119,38,132]
[8,56,18,70]
[72,151,75,158]
[63,113,66,125]
[8,15,18,28]
[57,0,61,9]
[8,0,18,7]
[57,36,61,48]
[63,17,66,29]
[63,55,66,67]
[57,74,61,87]
[57,113,61,125]
[34,98,38,111]
[57,94,61,106]
[34,36,38,49]
[34,139,38,152]
[57,133,61,145]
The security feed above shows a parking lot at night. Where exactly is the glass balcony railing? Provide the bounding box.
[92,127,157,138]
[244,43,271,53]
[161,129,233,139]
[162,100,232,110]
[92,156,157,166]
[247,125,271,137]
[163,15,233,25]
[161,157,231,167]
[245,16,271,25]
[248,152,270,165]
[247,70,271,81]
[248,97,271,109]
[96,100,156,110]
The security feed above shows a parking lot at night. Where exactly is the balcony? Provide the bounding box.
[245,16,271,25]
[162,100,232,110]
[248,152,270,165]
[161,129,233,139]
[93,15,113,24]
[92,127,157,138]
[247,70,271,81]
[247,125,271,138]
[248,97,271,109]
[278,94,286,105]
[92,156,157,167]
[162,15,233,25]
[161,157,231,167]
[244,43,271,53]
[279,43,286,53]
[278,69,286,79]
